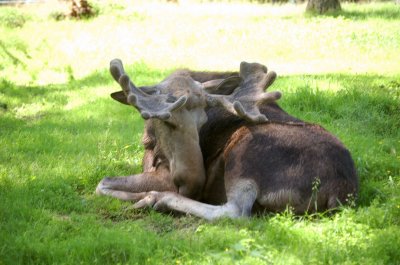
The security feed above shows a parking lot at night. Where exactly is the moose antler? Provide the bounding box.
[110,59,188,120]
[206,62,281,123]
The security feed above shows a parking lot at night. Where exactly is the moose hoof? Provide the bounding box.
[95,177,112,195]
[133,191,159,209]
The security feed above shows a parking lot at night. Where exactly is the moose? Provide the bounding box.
[96,59,358,220]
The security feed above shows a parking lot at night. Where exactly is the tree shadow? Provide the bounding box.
[318,5,400,20]
[0,40,28,67]
[340,7,400,20]
[306,4,400,21]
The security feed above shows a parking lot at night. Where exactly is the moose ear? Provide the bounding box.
[202,76,242,95]
[110,91,130,105]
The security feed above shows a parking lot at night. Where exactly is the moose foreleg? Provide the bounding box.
[96,172,177,202]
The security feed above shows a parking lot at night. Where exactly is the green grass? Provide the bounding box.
[1,1,400,264]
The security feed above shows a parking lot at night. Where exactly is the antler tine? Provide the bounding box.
[262,71,277,90]
[110,59,124,82]
[110,59,148,97]
[206,62,282,123]
[110,59,188,121]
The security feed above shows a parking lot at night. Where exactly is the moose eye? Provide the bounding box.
[166,94,177,103]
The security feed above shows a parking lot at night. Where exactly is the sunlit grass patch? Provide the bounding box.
[1,2,399,86]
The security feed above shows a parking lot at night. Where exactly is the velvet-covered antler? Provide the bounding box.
[110,59,188,120]
[206,62,281,123]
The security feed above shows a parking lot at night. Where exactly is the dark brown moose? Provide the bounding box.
[96,59,358,220]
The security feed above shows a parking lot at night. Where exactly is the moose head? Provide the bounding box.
[97,59,282,201]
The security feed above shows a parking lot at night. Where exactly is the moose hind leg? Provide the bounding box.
[135,179,258,220]
[225,179,258,217]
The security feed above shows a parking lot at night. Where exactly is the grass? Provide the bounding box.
[1,1,400,264]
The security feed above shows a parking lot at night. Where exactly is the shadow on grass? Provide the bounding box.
[305,5,400,20]
[340,8,400,20]
[0,61,172,110]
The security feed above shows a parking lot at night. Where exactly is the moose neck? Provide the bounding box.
[200,103,302,164]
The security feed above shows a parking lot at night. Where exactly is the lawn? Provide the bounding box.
[0,1,400,264]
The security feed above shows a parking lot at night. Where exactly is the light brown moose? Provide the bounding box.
[96,59,358,220]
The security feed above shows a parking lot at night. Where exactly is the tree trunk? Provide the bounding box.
[70,0,93,19]
[306,0,341,14]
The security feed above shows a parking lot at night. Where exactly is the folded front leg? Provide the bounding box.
[96,170,177,202]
